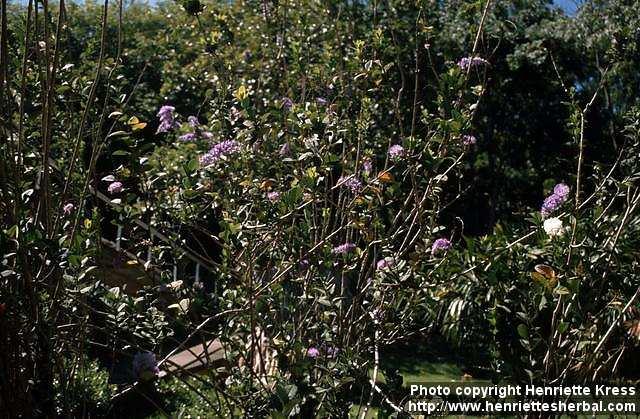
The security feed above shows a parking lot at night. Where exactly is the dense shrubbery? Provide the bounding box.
[1,0,640,416]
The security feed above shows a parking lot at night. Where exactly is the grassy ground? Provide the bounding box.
[349,340,492,418]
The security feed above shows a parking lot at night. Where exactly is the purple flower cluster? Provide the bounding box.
[278,143,290,156]
[339,176,363,194]
[376,258,395,270]
[307,345,339,359]
[388,144,405,160]
[156,105,180,134]
[332,242,356,255]
[307,347,320,358]
[132,351,160,379]
[554,183,570,198]
[267,191,280,203]
[200,140,240,166]
[362,159,373,175]
[324,345,339,358]
[187,115,200,127]
[107,181,123,195]
[431,238,452,256]
[462,134,477,146]
[282,97,293,110]
[541,183,570,217]
[178,132,197,142]
[457,56,489,71]
[178,116,215,142]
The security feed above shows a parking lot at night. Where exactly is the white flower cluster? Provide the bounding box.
[543,217,564,237]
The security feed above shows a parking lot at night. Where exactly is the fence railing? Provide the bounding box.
[49,158,220,289]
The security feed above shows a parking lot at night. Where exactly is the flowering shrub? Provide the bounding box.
[436,109,640,384]
[90,2,497,410]
[136,25,485,408]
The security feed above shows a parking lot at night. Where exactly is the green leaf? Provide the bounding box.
[557,322,568,334]
[185,158,198,174]
[107,131,128,138]
[517,324,529,339]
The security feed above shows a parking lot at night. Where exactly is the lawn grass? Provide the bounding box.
[349,340,492,418]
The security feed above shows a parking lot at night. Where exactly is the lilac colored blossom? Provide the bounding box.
[541,183,570,217]
[132,351,160,379]
[457,56,489,71]
[388,144,405,160]
[431,238,452,255]
[278,143,291,156]
[307,347,320,358]
[187,115,200,127]
[63,202,74,215]
[200,140,240,166]
[323,344,339,358]
[541,194,563,216]
[299,259,310,270]
[267,191,281,203]
[156,105,179,134]
[201,131,214,140]
[376,258,394,270]
[325,347,339,357]
[553,183,570,200]
[107,181,123,195]
[362,159,373,175]
[339,176,362,194]
[179,132,197,142]
[462,134,477,146]
[282,97,293,110]
[316,97,327,106]
[332,242,356,255]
